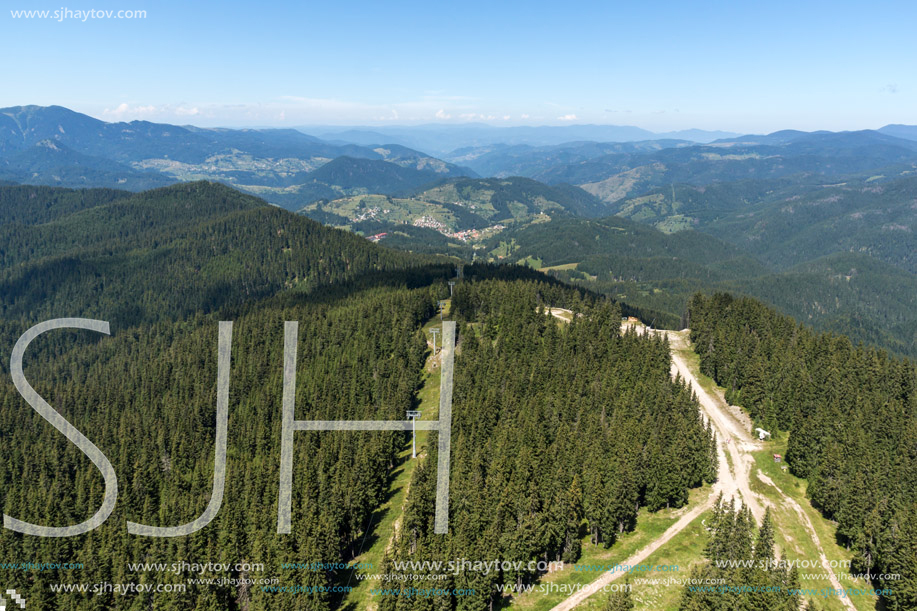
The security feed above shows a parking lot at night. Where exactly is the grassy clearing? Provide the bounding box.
[540,262,580,272]
[654,214,695,234]
[544,307,574,323]
[579,507,712,610]
[339,316,444,610]
[339,439,421,610]
[749,439,876,611]
[503,486,712,610]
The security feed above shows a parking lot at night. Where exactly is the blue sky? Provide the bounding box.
[1,0,914,132]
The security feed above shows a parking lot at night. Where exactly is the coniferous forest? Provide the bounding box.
[379,280,717,610]
[689,293,917,610]
[0,183,718,609]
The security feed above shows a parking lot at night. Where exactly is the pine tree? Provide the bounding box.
[602,583,635,611]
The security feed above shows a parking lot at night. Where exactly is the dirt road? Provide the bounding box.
[550,327,767,610]
[548,494,717,610]
[664,330,766,525]
[550,327,753,610]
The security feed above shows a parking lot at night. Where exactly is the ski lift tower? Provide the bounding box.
[438,300,447,322]
[430,327,440,356]
[406,410,422,457]
[448,281,456,297]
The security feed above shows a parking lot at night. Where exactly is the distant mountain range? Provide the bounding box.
[0,105,476,207]
[5,104,917,356]
[311,124,740,154]
[521,130,917,202]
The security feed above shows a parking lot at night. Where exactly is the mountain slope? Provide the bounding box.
[688,293,917,610]
[0,183,128,225]
[529,130,917,205]
[0,178,715,611]
[305,156,459,193]
[704,174,917,273]
[0,181,438,325]
[878,123,917,141]
[738,252,917,357]
[0,139,173,190]
[493,212,917,357]
[299,176,607,257]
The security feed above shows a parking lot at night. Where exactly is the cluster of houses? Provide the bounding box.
[412,215,449,232]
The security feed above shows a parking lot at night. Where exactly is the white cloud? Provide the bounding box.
[101,103,205,121]
[90,96,513,126]
[103,103,158,118]
[557,113,577,121]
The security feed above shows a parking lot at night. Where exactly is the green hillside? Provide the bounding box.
[0,181,439,326]
[0,140,173,190]
[487,214,917,357]
[704,174,917,272]
[689,293,917,610]
[299,177,606,257]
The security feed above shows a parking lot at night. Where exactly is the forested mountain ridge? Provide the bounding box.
[702,174,917,272]
[0,183,129,225]
[0,181,439,326]
[379,280,717,609]
[0,139,173,190]
[286,155,476,205]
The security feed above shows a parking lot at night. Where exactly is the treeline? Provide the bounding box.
[378,279,717,610]
[688,292,917,610]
